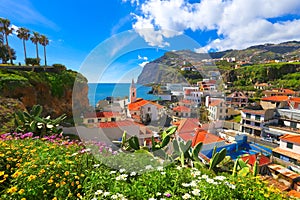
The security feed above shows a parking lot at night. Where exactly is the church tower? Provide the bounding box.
[130,79,137,103]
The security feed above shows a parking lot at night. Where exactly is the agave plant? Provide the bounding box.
[232,158,259,177]
[14,105,66,137]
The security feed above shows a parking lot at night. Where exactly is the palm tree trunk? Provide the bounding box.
[35,44,39,65]
[5,34,12,65]
[43,45,47,67]
[23,39,27,64]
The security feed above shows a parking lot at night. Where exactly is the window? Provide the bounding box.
[254,122,260,127]
[287,142,293,149]
[291,122,297,128]
[148,107,151,112]
[246,113,251,119]
[87,119,94,123]
[220,109,223,113]
[255,115,261,121]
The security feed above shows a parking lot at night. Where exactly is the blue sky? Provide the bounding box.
[1,0,300,83]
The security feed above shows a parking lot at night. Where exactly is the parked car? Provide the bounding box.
[260,137,273,143]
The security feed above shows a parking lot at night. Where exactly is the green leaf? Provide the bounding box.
[128,136,140,150]
[160,135,170,149]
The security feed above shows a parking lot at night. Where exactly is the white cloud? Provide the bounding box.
[131,0,300,50]
[138,54,148,60]
[139,61,149,67]
[122,0,140,6]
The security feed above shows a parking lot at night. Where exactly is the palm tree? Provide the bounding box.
[30,31,40,65]
[16,27,30,64]
[0,18,14,64]
[39,34,49,66]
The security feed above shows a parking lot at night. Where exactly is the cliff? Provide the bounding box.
[137,51,202,84]
[0,68,89,132]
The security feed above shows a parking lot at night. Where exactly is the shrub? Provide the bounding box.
[25,58,40,66]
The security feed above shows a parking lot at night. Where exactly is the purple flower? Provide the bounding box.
[165,193,171,198]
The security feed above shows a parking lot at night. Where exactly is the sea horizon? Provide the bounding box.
[88,83,156,107]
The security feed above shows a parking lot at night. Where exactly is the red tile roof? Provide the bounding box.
[272,147,300,161]
[263,88,296,95]
[192,129,224,147]
[242,109,265,115]
[180,99,192,104]
[288,190,300,198]
[84,111,120,118]
[280,134,300,146]
[128,98,163,111]
[209,99,223,107]
[177,118,200,134]
[261,95,289,102]
[240,153,271,167]
[173,105,191,112]
[99,120,136,128]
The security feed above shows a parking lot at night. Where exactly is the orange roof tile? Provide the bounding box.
[240,153,271,167]
[180,99,192,104]
[192,129,224,147]
[84,111,120,118]
[288,190,300,198]
[173,106,191,112]
[177,118,200,134]
[209,99,223,107]
[99,120,136,128]
[242,109,265,115]
[261,95,289,102]
[272,147,300,161]
[280,134,300,145]
[128,98,163,111]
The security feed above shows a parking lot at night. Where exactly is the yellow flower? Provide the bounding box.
[0,178,6,183]
[80,174,85,177]
[61,181,66,185]
[68,193,72,197]
[11,171,22,178]
[43,190,47,194]
[64,171,70,176]
[48,179,54,184]
[75,175,80,179]
[77,185,82,189]
[16,163,21,168]
[56,174,60,178]
[28,175,37,181]
[18,189,25,195]
[76,181,80,185]
[39,169,46,174]
[0,153,4,157]
[55,183,60,188]
[6,157,13,161]
[49,161,55,165]
[21,198,26,200]
[71,182,74,186]
[7,186,18,194]
[77,193,82,198]
[52,197,57,200]
[0,171,4,176]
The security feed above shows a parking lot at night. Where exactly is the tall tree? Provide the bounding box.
[16,27,30,64]
[0,18,14,64]
[39,34,49,66]
[30,31,40,65]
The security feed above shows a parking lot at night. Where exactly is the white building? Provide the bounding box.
[206,98,227,121]
[272,134,300,166]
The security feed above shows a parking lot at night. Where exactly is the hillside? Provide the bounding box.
[137,41,300,85]
[0,67,90,132]
[137,51,203,84]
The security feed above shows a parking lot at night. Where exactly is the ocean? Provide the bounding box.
[88,83,156,106]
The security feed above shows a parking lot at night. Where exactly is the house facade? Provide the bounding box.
[83,111,122,126]
[207,98,227,121]
[226,91,248,108]
[241,105,277,137]
[272,134,300,166]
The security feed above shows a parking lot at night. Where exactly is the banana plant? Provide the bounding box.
[208,146,227,172]
[14,104,66,137]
